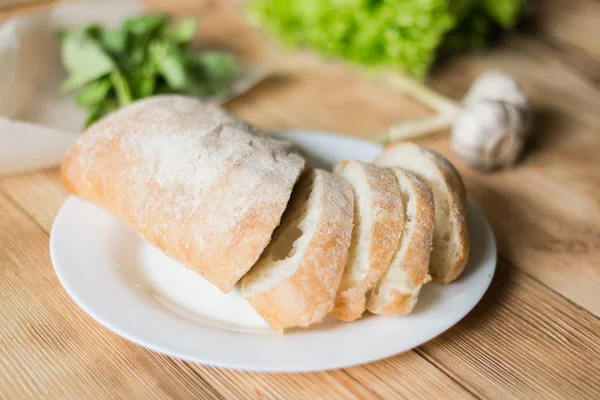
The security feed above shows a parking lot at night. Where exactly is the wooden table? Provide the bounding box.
[1,1,600,398]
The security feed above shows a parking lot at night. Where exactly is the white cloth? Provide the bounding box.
[0,0,143,177]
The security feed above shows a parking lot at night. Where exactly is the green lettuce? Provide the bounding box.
[248,0,526,77]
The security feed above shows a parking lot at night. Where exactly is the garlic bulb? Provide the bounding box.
[451,70,530,170]
[463,70,529,109]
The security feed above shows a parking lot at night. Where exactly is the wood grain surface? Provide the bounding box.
[1,0,599,398]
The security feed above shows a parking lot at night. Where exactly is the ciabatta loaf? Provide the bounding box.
[62,95,306,293]
[241,169,354,333]
[331,160,404,321]
[375,143,469,283]
[367,168,434,314]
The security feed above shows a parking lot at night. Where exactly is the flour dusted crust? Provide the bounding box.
[367,168,434,315]
[241,169,354,333]
[331,160,404,322]
[61,95,306,293]
[375,143,469,283]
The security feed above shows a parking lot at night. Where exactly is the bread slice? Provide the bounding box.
[375,143,469,283]
[62,95,306,293]
[330,160,404,321]
[367,168,434,314]
[241,169,354,333]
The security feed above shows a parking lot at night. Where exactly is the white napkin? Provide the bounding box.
[0,0,143,177]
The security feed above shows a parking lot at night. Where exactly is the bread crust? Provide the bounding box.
[367,168,434,315]
[375,142,470,283]
[242,169,354,333]
[331,160,404,321]
[419,147,470,283]
[61,95,305,293]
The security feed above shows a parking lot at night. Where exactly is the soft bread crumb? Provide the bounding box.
[367,168,434,315]
[242,169,354,332]
[331,160,404,322]
[374,143,469,283]
[242,171,316,297]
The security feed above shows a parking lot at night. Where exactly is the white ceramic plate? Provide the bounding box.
[50,131,496,372]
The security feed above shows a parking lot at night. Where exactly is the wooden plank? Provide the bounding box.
[534,0,600,61]
[417,259,600,399]
[184,366,382,400]
[344,353,475,399]
[429,37,600,131]
[0,191,224,399]
[462,168,600,316]
[0,169,66,231]
[225,58,432,137]
[184,351,475,399]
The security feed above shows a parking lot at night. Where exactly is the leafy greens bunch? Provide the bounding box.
[247,0,527,77]
[60,15,238,126]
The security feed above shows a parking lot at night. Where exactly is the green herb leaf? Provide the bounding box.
[122,14,168,36]
[189,51,238,81]
[75,78,112,106]
[186,51,238,96]
[59,14,239,127]
[100,29,127,55]
[60,31,114,92]
[167,18,198,43]
[158,50,188,90]
[129,52,158,98]
[148,38,169,61]
[82,24,103,39]
[84,104,104,128]
[110,69,133,106]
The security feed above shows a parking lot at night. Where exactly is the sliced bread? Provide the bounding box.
[374,143,469,283]
[331,160,404,321]
[241,169,354,333]
[367,168,434,315]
